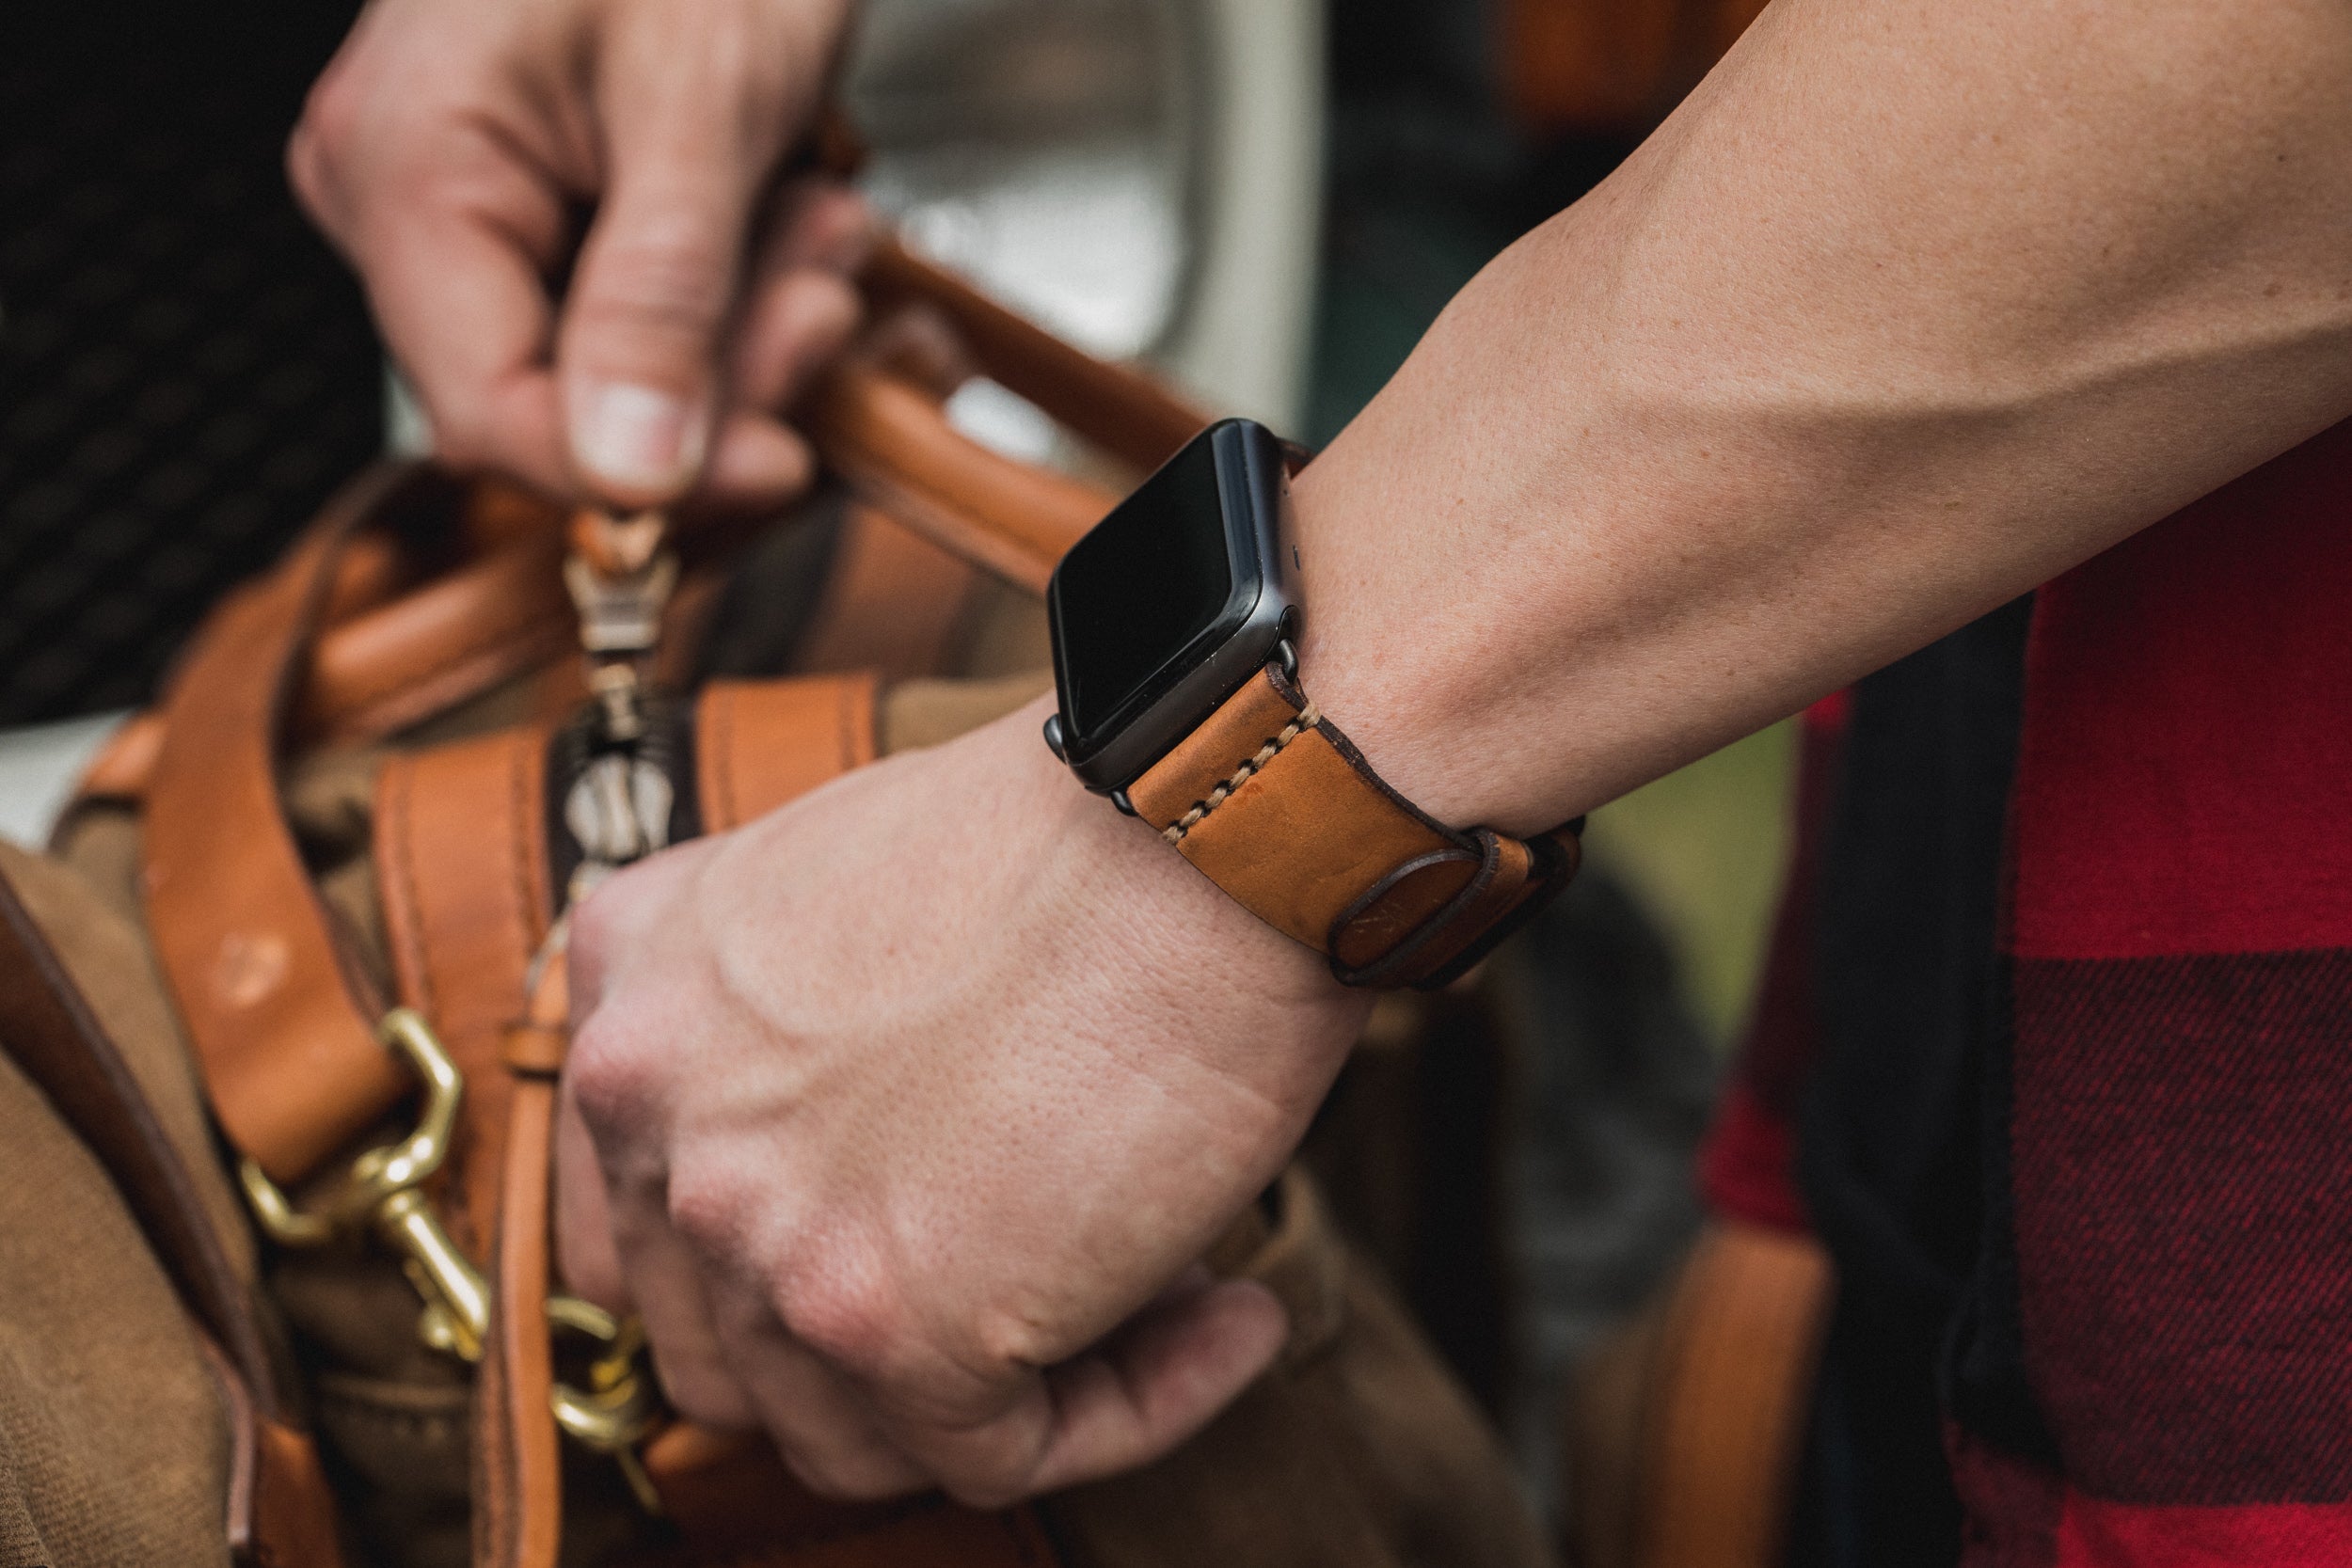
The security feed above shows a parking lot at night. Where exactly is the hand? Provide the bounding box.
[557,701,1370,1504]
[290,0,867,512]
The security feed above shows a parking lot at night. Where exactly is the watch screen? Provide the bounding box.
[1054,434,1236,740]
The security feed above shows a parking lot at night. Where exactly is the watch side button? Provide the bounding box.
[1042,713,1068,762]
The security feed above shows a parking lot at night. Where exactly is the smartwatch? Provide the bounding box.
[1044,419,1579,990]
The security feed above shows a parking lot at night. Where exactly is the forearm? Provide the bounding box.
[1299,0,2352,832]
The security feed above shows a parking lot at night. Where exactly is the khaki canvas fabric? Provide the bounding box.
[0,842,236,1568]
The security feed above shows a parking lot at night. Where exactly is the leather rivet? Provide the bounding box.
[214,931,289,1010]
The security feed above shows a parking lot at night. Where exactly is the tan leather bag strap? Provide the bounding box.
[804,360,1114,596]
[0,865,347,1568]
[375,725,557,1259]
[863,239,1205,475]
[481,957,570,1568]
[145,465,422,1181]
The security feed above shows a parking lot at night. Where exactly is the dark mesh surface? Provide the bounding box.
[0,2,378,723]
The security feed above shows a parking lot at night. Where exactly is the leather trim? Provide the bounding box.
[479,959,568,1568]
[641,1425,1057,1566]
[695,675,882,832]
[299,534,574,746]
[792,503,977,681]
[72,711,165,802]
[375,726,554,1259]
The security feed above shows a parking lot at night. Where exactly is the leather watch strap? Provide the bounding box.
[1126,662,1580,990]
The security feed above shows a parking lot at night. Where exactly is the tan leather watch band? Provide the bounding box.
[1125,661,1580,989]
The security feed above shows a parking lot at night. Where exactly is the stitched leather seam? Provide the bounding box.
[384,760,438,1021]
[1161,701,1322,846]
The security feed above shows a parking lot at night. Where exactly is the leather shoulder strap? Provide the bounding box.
[480,958,569,1568]
[145,467,420,1182]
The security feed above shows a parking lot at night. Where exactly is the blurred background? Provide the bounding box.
[1,0,1788,1514]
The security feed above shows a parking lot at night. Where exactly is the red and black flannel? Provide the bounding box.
[1702,420,2352,1565]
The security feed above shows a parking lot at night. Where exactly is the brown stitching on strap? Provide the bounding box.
[383,759,438,1022]
[1161,700,1323,847]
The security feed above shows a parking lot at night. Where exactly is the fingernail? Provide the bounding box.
[570,381,703,493]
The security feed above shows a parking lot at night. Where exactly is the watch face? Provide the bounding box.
[1054,433,1234,740]
[1047,419,1297,790]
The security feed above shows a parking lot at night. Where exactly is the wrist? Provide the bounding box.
[1000,699,1357,1011]
[1285,461,1546,835]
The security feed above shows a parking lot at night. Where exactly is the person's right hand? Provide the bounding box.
[289,0,867,513]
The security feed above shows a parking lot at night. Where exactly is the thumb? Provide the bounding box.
[557,23,799,507]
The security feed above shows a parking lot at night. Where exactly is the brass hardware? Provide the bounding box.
[242,1008,464,1241]
[548,1295,665,1512]
[237,1005,664,1499]
[240,1009,490,1358]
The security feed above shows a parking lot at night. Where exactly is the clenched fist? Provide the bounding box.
[556,702,1368,1503]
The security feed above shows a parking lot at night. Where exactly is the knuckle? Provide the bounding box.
[564,1011,660,1141]
[576,219,735,342]
[296,57,366,159]
[772,1255,907,1383]
[663,1157,757,1261]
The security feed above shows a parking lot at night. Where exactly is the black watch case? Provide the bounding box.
[1044,418,1301,795]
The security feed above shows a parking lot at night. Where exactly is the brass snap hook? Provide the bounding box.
[238,1008,489,1360]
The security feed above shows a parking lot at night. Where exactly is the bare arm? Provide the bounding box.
[561,0,2352,1508]
[1311,0,2352,829]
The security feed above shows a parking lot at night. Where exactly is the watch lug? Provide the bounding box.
[1273,637,1298,680]
[1042,713,1068,763]
[1110,788,1139,817]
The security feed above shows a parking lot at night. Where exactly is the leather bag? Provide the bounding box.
[3,239,1554,1568]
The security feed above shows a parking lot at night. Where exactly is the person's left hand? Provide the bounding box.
[555,700,1368,1504]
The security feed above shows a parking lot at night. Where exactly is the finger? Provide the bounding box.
[687,264,859,511]
[360,205,571,497]
[1026,1277,1288,1496]
[855,303,980,401]
[731,266,861,417]
[608,1178,761,1431]
[552,1079,627,1308]
[883,1275,1289,1508]
[568,836,714,1020]
[556,18,799,508]
[697,414,818,512]
[760,179,874,277]
[704,1276,932,1500]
